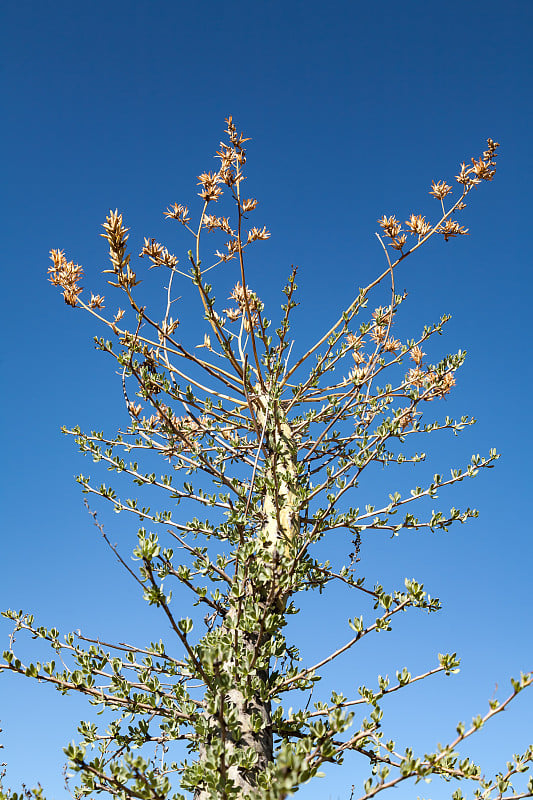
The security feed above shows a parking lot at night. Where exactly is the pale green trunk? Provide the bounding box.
[194,394,299,798]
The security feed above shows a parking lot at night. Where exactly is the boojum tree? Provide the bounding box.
[2,118,531,800]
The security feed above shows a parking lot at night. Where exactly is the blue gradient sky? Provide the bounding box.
[1,1,532,798]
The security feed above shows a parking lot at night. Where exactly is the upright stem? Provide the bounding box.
[194,392,301,798]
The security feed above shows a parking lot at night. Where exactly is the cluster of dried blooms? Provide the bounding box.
[344,299,456,415]
[47,249,84,307]
[164,202,191,224]
[101,210,139,292]
[45,122,501,532]
[139,237,178,269]
[224,281,263,330]
[377,138,499,252]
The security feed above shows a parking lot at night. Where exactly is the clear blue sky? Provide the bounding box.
[1,1,532,798]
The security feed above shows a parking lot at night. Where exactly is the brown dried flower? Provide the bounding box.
[203,215,234,235]
[377,216,408,249]
[197,171,223,203]
[215,239,239,262]
[423,370,456,399]
[164,203,191,224]
[216,143,237,173]
[370,325,386,344]
[139,238,178,269]
[89,294,105,309]
[225,115,251,149]
[405,214,432,237]
[439,372,456,395]
[196,333,212,350]
[349,365,368,383]
[455,163,471,186]
[411,345,425,365]
[101,211,140,290]
[471,157,496,181]
[482,139,500,165]
[230,281,260,311]
[389,234,407,251]
[242,198,258,213]
[345,332,361,347]
[429,180,453,200]
[383,338,401,353]
[101,211,130,271]
[157,318,179,344]
[455,141,499,188]
[378,215,402,238]
[406,367,425,388]
[437,220,469,242]
[128,402,143,418]
[48,249,84,307]
[143,414,160,431]
[227,282,262,330]
[247,226,271,243]
[223,307,242,322]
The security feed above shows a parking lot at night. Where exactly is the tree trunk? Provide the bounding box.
[193,394,299,798]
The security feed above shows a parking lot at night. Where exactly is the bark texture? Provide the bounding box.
[194,394,300,798]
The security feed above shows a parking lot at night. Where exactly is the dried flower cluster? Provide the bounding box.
[202,215,235,234]
[47,249,84,306]
[139,238,178,269]
[164,202,191,224]
[377,138,499,253]
[224,281,263,330]
[405,214,432,237]
[429,180,453,200]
